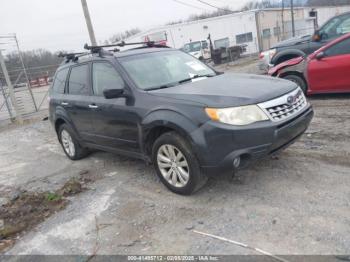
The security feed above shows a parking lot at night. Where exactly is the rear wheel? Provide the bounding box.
[152,132,207,195]
[283,74,307,94]
[58,124,89,160]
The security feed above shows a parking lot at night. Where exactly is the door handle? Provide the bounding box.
[61,102,69,106]
[88,104,99,109]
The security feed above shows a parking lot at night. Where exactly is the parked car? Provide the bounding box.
[260,11,350,69]
[268,33,350,95]
[49,45,313,195]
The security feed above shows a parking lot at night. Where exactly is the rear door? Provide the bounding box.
[63,63,95,141]
[88,61,140,152]
[308,37,350,93]
[49,67,69,120]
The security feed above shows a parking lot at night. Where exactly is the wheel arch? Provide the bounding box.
[280,71,308,92]
[272,49,306,65]
[141,110,199,159]
[54,110,81,141]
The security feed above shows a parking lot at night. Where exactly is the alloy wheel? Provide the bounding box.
[61,129,75,157]
[157,144,190,188]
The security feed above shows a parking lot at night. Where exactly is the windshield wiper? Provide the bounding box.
[178,74,215,84]
[145,83,176,91]
[145,74,215,91]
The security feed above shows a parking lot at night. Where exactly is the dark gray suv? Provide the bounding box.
[49,45,313,195]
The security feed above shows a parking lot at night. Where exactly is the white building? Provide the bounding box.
[126,10,259,54]
[124,5,350,53]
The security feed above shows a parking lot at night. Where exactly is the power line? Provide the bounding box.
[172,0,210,11]
[195,0,233,12]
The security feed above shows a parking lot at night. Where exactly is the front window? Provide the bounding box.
[119,50,216,90]
[92,62,124,96]
[325,37,350,57]
[214,38,229,49]
[183,42,202,53]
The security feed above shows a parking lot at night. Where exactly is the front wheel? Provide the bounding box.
[152,132,207,195]
[283,74,307,94]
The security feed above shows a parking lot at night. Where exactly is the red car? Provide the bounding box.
[268,33,350,95]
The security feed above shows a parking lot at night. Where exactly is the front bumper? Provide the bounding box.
[191,106,314,175]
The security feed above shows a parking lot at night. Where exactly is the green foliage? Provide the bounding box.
[45,192,62,202]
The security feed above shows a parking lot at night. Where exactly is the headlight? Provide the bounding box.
[205,105,269,126]
[269,48,277,58]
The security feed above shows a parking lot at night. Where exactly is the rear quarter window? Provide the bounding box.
[52,67,69,94]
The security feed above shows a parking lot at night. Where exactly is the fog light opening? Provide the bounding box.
[233,157,241,168]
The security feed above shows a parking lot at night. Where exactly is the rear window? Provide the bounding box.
[67,64,89,95]
[52,68,69,94]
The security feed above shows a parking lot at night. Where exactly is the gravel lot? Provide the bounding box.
[0,59,349,256]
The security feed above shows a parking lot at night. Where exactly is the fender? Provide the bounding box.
[276,59,308,79]
[53,107,83,142]
[141,109,206,162]
[271,49,306,66]
[141,109,199,141]
[268,56,304,77]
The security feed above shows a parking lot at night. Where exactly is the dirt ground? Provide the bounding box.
[0,59,349,256]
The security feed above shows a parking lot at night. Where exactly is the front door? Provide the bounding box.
[89,61,140,152]
[308,37,350,93]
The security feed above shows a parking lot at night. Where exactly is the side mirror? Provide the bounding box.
[103,88,128,99]
[315,52,325,60]
[312,31,321,42]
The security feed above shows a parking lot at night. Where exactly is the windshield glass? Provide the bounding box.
[320,14,350,39]
[183,42,201,53]
[119,50,215,90]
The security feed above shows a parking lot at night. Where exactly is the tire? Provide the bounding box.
[58,124,89,160]
[152,132,207,195]
[283,74,307,94]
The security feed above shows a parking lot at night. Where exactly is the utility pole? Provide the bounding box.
[0,49,22,123]
[281,0,285,40]
[291,0,295,37]
[81,0,97,46]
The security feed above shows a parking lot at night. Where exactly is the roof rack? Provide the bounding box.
[58,52,90,63]
[84,41,169,53]
[58,41,171,64]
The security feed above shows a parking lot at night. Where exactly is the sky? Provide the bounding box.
[0,0,255,52]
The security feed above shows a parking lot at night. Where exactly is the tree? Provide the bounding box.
[307,0,350,6]
[0,49,63,83]
[105,28,141,44]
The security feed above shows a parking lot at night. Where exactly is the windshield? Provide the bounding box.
[320,14,350,39]
[183,42,201,53]
[119,50,216,90]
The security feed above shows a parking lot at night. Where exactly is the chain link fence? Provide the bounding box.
[0,64,57,123]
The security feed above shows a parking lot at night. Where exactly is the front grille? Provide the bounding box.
[258,88,308,122]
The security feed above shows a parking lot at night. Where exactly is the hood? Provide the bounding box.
[149,73,297,107]
[272,35,312,49]
[268,56,304,76]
